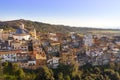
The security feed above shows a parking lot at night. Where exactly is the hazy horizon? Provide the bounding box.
[0,0,120,29]
[1,18,120,30]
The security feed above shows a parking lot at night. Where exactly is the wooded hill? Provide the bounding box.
[0,19,119,34]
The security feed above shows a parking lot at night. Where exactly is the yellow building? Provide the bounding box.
[30,28,37,39]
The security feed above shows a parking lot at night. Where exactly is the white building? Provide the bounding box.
[84,34,93,47]
[28,60,36,66]
[49,33,58,41]
[0,52,17,62]
[47,57,60,68]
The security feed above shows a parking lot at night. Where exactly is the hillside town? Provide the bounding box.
[0,23,120,69]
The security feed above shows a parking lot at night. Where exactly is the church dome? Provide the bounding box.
[15,28,29,34]
[13,23,30,40]
[15,23,29,35]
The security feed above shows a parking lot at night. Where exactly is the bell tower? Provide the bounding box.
[33,28,37,39]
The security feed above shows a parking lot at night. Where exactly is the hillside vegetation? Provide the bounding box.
[1,62,120,80]
[0,19,119,34]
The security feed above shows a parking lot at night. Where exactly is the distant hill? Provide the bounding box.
[0,19,119,34]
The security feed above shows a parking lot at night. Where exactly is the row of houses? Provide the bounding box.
[0,24,120,69]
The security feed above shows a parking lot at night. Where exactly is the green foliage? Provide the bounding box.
[2,62,120,80]
[57,72,64,80]
[12,63,19,74]
[35,66,54,80]
[64,75,71,80]
[3,62,12,74]
[4,75,16,80]
[16,69,25,80]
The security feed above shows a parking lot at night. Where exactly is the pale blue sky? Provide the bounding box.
[0,0,120,28]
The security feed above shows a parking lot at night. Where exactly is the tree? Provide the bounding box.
[12,63,19,74]
[16,69,25,80]
[2,62,12,74]
[109,62,115,69]
[57,72,64,80]
[64,75,71,80]
[0,58,4,80]
[114,72,120,80]
[94,67,101,74]
[36,66,54,80]
[104,74,110,80]
[70,61,80,79]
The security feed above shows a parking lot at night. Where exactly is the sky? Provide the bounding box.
[0,0,120,29]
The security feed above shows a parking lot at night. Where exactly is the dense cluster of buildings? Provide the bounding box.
[0,23,120,69]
